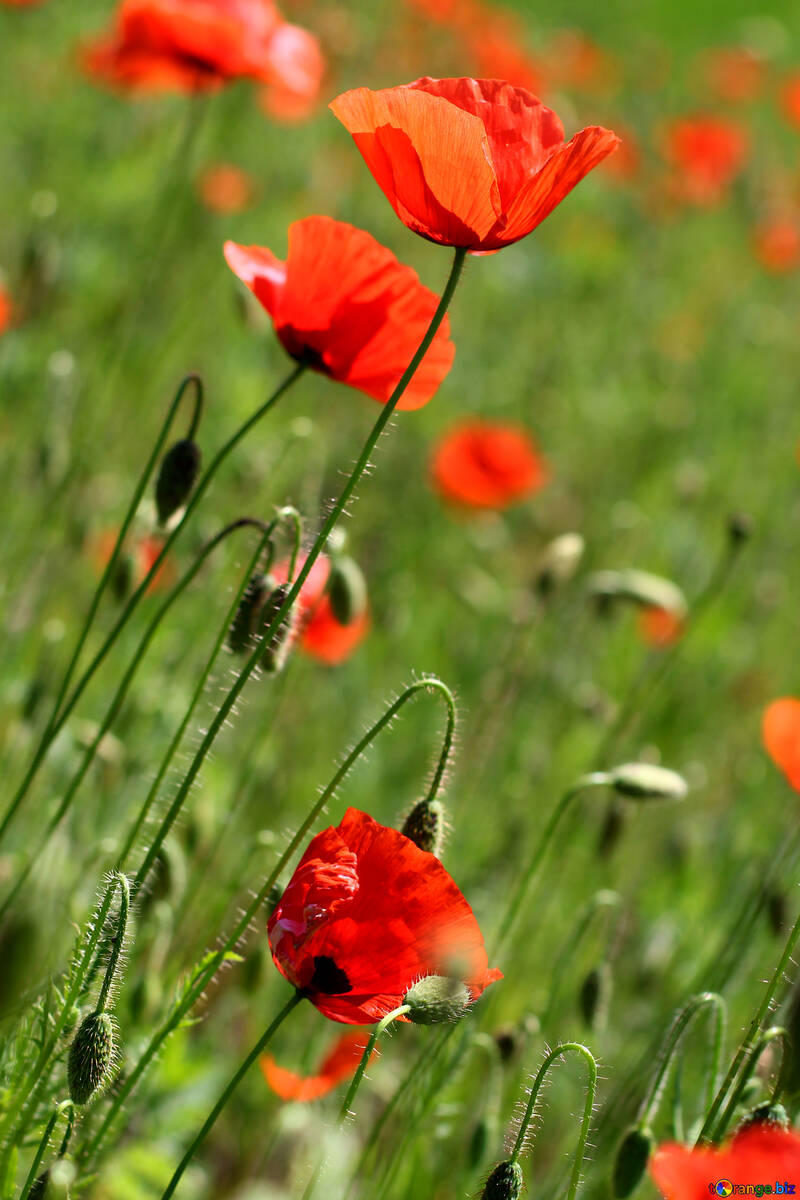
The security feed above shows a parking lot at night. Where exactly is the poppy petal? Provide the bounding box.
[223,241,286,316]
[763,697,800,792]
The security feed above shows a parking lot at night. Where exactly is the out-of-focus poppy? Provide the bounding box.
[781,75,800,130]
[546,29,619,94]
[329,77,620,252]
[636,606,684,647]
[197,163,256,213]
[0,286,13,335]
[703,46,764,104]
[463,12,546,97]
[763,697,800,791]
[89,529,174,595]
[258,20,325,121]
[268,807,502,1024]
[224,216,455,408]
[651,1127,800,1200]
[83,0,318,95]
[273,554,368,666]
[261,1031,375,1100]
[431,420,549,510]
[662,116,748,206]
[753,215,800,272]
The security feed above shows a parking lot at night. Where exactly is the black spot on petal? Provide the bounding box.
[310,955,352,995]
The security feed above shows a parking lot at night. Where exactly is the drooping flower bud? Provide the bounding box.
[256,582,297,673]
[401,798,445,856]
[481,1159,524,1200]
[535,532,585,595]
[579,961,613,1031]
[327,556,368,625]
[228,573,271,654]
[736,1100,790,1133]
[228,575,297,672]
[588,569,687,619]
[155,439,202,526]
[403,975,471,1025]
[67,1011,114,1105]
[610,762,688,802]
[612,1125,655,1198]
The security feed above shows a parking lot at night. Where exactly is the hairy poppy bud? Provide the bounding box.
[401,798,444,856]
[155,439,202,525]
[228,573,271,654]
[579,962,613,1031]
[228,575,296,672]
[327,556,367,625]
[257,582,296,673]
[67,1011,114,1105]
[612,1125,655,1198]
[28,1172,50,1200]
[404,975,471,1024]
[481,1160,524,1200]
[536,532,585,595]
[610,762,688,802]
[736,1100,789,1133]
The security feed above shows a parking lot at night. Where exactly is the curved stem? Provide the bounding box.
[639,993,725,1130]
[422,681,456,805]
[510,1042,598,1200]
[279,506,303,582]
[0,519,273,921]
[0,365,304,847]
[96,873,130,1013]
[159,991,303,1199]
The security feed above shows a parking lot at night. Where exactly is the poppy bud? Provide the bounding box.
[767,888,787,935]
[403,975,471,1024]
[468,1117,489,1169]
[728,512,754,545]
[481,1160,524,1200]
[597,800,626,858]
[401,798,445,856]
[579,961,613,1031]
[155,439,202,525]
[588,569,687,618]
[612,1125,655,1198]
[493,1026,522,1065]
[257,582,297,673]
[535,532,585,595]
[228,573,271,655]
[28,1172,50,1200]
[327,556,368,625]
[67,1011,114,1105]
[610,762,688,802]
[736,1101,790,1133]
[111,551,134,603]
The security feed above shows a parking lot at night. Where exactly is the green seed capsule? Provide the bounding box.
[403,975,471,1025]
[67,1011,113,1105]
[327,556,367,625]
[612,1126,655,1198]
[401,799,444,856]
[155,439,202,525]
[481,1160,524,1200]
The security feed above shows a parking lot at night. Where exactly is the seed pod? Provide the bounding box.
[67,1011,113,1105]
[579,961,613,1031]
[403,975,471,1025]
[610,762,688,802]
[155,439,202,525]
[228,573,271,654]
[535,532,585,595]
[736,1100,789,1133]
[612,1125,655,1198]
[327,556,367,625]
[401,799,444,856]
[481,1160,524,1200]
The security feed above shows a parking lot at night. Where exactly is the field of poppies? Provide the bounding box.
[2,0,800,1198]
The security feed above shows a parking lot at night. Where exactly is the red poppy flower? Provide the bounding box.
[224,217,455,408]
[763,697,800,792]
[637,606,685,648]
[753,215,800,272]
[273,554,369,665]
[89,529,174,595]
[662,116,748,206]
[0,286,13,336]
[432,420,549,510]
[781,75,800,130]
[651,1127,800,1200]
[258,20,325,122]
[261,1031,375,1100]
[83,0,312,94]
[197,163,256,213]
[329,77,620,252]
[268,807,502,1024]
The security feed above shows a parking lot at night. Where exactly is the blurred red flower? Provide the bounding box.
[546,30,619,95]
[651,1127,800,1200]
[197,163,256,213]
[662,116,748,205]
[268,807,502,1024]
[431,420,549,510]
[329,77,620,252]
[0,286,13,335]
[258,20,325,121]
[637,606,684,648]
[89,529,174,594]
[83,0,320,96]
[274,554,369,665]
[753,215,800,272]
[261,1030,375,1100]
[781,75,800,130]
[763,697,800,791]
[224,216,455,408]
[703,47,764,104]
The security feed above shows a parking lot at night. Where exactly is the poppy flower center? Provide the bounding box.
[310,954,352,994]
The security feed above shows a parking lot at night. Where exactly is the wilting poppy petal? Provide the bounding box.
[763,697,800,792]
[261,1031,375,1101]
[224,216,455,408]
[330,76,619,252]
[268,808,502,1024]
[432,420,549,510]
[651,1127,800,1200]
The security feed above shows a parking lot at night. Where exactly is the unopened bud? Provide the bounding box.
[612,1125,655,1198]
[28,1172,50,1200]
[327,556,367,625]
[481,1159,524,1200]
[736,1100,789,1133]
[767,889,787,936]
[257,582,297,673]
[728,512,754,545]
[67,1011,113,1105]
[610,762,688,802]
[401,799,444,856]
[228,573,271,654]
[588,569,686,618]
[403,975,471,1025]
[579,961,613,1031]
[155,439,202,525]
[468,1117,489,1169]
[493,1025,521,1064]
[536,532,585,595]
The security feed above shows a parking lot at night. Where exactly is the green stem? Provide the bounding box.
[543,889,621,1028]
[0,519,273,922]
[96,873,130,1013]
[509,1042,597,1200]
[711,1026,789,1141]
[423,682,456,805]
[19,1102,73,1200]
[493,774,611,955]
[639,993,725,1130]
[0,366,304,848]
[159,991,303,1199]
